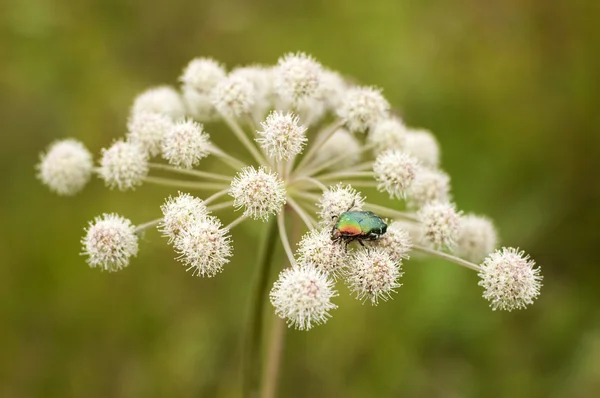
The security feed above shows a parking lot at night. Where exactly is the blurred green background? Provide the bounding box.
[2,0,599,397]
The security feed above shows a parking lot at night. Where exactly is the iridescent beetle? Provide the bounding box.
[331,203,387,248]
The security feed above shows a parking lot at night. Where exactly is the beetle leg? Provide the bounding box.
[347,199,356,212]
[357,239,365,247]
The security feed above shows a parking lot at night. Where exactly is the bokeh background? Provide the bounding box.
[2,0,599,397]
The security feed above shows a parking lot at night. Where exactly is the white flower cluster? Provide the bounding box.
[38,50,543,336]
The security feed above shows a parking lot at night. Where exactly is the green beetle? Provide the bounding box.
[331,209,388,248]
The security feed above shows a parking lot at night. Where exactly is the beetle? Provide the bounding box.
[331,208,388,248]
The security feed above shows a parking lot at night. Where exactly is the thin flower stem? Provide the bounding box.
[295,180,377,191]
[222,115,268,166]
[292,191,321,203]
[243,218,279,398]
[203,189,230,206]
[287,197,316,229]
[261,317,286,398]
[207,200,234,212]
[294,119,344,173]
[134,218,162,233]
[245,114,259,135]
[209,144,247,170]
[316,171,374,181]
[299,143,374,178]
[413,244,481,271]
[335,160,374,173]
[143,176,229,191]
[290,176,328,192]
[284,157,294,181]
[225,214,248,230]
[148,163,232,181]
[277,211,296,267]
[362,202,419,222]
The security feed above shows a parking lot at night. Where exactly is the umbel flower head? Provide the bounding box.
[455,214,498,262]
[159,192,208,242]
[173,215,232,277]
[131,86,186,120]
[274,52,323,102]
[127,111,174,157]
[296,228,349,279]
[98,140,149,190]
[179,57,226,94]
[38,50,543,334]
[37,139,93,196]
[81,213,139,272]
[418,201,461,250]
[256,111,307,161]
[337,86,389,133]
[368,117,408,153]
[161,119,211,169]
[478,247,542,311]
[229,166,286,221]
[270,264,337,330]
[373,150,419,199]
[345,248,403,305]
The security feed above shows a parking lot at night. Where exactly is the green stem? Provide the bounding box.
[261,317,286,398]
[143,176,228,190]
[362,202,419,222]
[134,218,162,233]
[316,171,374,181]
[243,219,279,398]
[413,244,481,271]
[208,144,247,169]
[294,120,344,173]
[222,115,268,166]
[148,163,232,181]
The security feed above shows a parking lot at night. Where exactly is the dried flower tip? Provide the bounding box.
[270,264,337,330]
[256,111,307,161]
[373,150,419,199]
[275,52,323,102]
[81,213,138,271]
[182,88,219,122]
[126,111,173,157]
[317,183,365,226]
[346,248,403,305]
[478,247,542,311]
[368,118,408,153]
[131,86,186,120]
[229,166,286,221]
[211,73,255,118]
[173,215,232,277]
[314,128,361,169]
[337,86,389,133]
[37,139,93,196]
[372,221,412,262]
[98,140,148,191]
[418,201,461,250]
[405,129,440,168]
[161,119,211,169]
[159,192,209,242]
[455,214,498,263]
[179,57,226,94]
[406,168,451,209]
[296,228,349,279]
